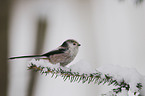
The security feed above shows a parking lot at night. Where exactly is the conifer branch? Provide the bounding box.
[28,63,143,95]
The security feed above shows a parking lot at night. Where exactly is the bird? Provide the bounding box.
[9,39,81,67]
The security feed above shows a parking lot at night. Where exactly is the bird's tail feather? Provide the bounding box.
[9,55,42,59]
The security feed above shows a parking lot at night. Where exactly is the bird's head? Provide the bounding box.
[61,39,81,49]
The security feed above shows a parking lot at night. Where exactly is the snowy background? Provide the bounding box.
[8,0,145,96]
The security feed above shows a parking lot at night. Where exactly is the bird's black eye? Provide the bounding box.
[73,43,76,45]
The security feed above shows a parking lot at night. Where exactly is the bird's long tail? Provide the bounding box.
[9,55,42,59]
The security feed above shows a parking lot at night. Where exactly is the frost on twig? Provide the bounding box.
[27,59,143,96]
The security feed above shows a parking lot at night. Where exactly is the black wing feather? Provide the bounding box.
[42,48,68,57]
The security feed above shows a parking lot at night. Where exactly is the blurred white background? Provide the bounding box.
[7,0,145,96]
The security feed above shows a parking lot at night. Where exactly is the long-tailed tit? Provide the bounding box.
[9,39,81,67]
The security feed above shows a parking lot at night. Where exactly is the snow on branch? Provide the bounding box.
[28,59,144,96]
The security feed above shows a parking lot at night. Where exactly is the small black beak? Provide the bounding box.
[78,44,81,46]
